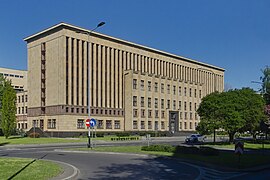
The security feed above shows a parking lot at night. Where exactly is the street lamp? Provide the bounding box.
[77,22,105,148]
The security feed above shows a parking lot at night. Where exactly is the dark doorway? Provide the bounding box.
[169,111,179,134]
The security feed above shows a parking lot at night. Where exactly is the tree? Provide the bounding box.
[0,74,7,127]
[196,92,221,142]
[197,88,266,143]
[1,80,16,138]
[260,66,270,105]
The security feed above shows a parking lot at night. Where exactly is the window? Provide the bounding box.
[190,112,193,120]
[184,122,187,129]
[189,88,192,97]
[98,120,104,129]
[141,109,145,118]
[25,95,28,102]
[161,111,165,118]
[185,112,187,120]
[180,112,182,119]
[141,80,144,90]
[167,100,170,109]
[161,121,165,129]
[155,110,159,118]
[154,82,158,92]
[155,98,158,108]
[18,96,20,103]
[184,87,187,96]
[48,119,56,129]
[148,98,151,108]
[141,121,145,129]
[161,83,164,93]
[148,121,152,129]
[133,79,137,89]
[179,87,181,96]
[179,101,182,110]
[22,107,24,114]
[148,110,152,118]
[77,119,85,129]
[18,107,20,114]
[77,108,80,113]
[25,106,27,113]
[167,84,170,94]
[190,122,193,129]
[199,90,202,98]
[133,109,138,117]
[195,113,198,120]
[180,122,182,129]
[184,102,187,111]
[194,103,197,111]
[194,89,197,98]
[173,86,176,95]
[106,120,112,129]
[141,97,145,107]
[161,99,164,109]
[133,121,138,129]
[190,102,192,111]
[133,96,137,106]
[148,81,151,91]
[173,100,176,110]
[155,121,158,130]
[22,95,24,103]
[114,120,120,129]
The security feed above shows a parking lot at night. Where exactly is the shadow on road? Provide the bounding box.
[88,156,199,180]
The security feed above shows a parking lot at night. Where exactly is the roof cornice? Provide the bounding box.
[24,22,225,72]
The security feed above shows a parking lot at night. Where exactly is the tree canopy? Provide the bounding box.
[0,76,17,138]
[197,88,266,142]
[260,66,270,105]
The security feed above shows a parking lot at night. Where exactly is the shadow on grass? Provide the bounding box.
[203,141,232,145]
[8,136,24,140]
[0,142,10,146]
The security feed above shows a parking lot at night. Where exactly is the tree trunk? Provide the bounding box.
[229,132,235,143]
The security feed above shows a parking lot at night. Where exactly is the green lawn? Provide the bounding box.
[74,145,270,169]
[206,142,270,150]
[0,157,62,180]
[0,135,133,145]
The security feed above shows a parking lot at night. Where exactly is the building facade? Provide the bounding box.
[24,23,225,135]
[0,67,28,130]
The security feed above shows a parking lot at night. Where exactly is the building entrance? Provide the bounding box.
[169,111,179,134]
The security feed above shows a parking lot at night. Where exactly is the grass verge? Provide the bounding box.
[71,145,270,169]
[0,157,62,180]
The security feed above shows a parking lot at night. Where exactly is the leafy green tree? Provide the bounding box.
[0,74,7,127]
[197,88,265,143]
[260,66,270,105]
[1,81,16,138]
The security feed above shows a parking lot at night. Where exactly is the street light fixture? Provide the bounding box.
[76,22,105,148]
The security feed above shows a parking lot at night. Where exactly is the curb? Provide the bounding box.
[45,159,80,180]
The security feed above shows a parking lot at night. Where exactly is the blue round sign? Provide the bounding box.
[90,118,96,127]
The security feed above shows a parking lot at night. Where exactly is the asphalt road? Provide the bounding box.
[0,137,269,179]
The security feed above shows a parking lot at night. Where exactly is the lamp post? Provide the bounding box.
[77,22,105,148]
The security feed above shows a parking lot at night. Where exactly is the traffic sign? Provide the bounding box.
[90,118,96,127]
[235,141,244,155]
[86,119,91,127]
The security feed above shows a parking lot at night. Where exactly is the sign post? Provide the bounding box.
[85,119,91,148]
[235,141,244,168]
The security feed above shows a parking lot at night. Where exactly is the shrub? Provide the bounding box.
[141,145,175,153]
[175,146,199,154]
[29,132,40,138]
[115,132,130,137]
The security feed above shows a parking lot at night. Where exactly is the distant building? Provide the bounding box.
[0,67,28,130]
[23,22,225,136]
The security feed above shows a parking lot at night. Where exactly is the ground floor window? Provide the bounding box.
[161,121,165,129]
[77,119,85,129]
[114,120,120,129]
[141,121,145,129]
[106,120,112,129]
[133,121,138,129]
[97,120,104,129]
[148,121,152,129]
[154,121,158,130]
[47,119,56,129]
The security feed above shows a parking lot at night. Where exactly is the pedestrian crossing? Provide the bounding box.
[198,167,247,180]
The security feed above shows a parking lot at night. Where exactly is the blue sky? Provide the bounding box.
[0,0,269,90]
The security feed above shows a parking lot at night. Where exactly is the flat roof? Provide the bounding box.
[24,22,225,72]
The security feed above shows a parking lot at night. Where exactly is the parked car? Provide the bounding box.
[185,134,206,143]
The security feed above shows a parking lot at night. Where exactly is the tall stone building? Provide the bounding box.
[24,22,224,135]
